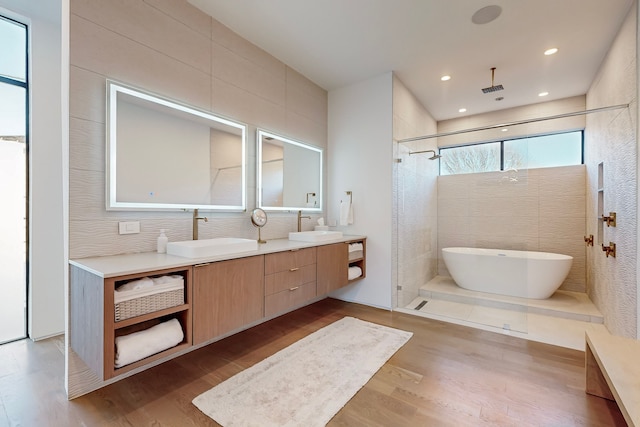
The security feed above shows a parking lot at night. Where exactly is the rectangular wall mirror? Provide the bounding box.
[257,129,322,212]
[107,81,247,211]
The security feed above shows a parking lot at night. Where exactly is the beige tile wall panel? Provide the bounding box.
[69,169,107,221]
[71,0,211,73]
[287,68,328,104]
[210,20,287,79]
[438,165,587,293]
[285,111,327,148]
[584,4,637,338]
[286,79,328,125]
[144,0,212,37]
[538,166,586,196]
[540,238,586,292]
[69,117,104,173]
[211,77,286,130]
[212,42,286,105]
[69,67,106,124]
[70,15,212,111]
[540,195,586,220]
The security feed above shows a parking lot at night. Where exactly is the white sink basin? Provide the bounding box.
[288,230,343,242]
[166,238,258,258]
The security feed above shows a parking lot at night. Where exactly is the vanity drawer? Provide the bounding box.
[265,247,316,274]
[265,264,316,295]
[265,281,317,317]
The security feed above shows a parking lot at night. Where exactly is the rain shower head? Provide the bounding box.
[481,67,504,93]
[408,149,441,160]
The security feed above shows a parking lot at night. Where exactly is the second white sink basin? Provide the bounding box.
[288,230,343,242]
[166,238,258,258]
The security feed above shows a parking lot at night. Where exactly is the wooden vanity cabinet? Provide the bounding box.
[192,255,264,345]
[70,264,193,381]
[264,247,317,317]
[317,238,366,294]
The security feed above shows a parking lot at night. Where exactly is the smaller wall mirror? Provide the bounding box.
[257,130,322,212]
[107,81,247,211]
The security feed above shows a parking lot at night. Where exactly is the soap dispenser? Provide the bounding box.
[157,229,168,253]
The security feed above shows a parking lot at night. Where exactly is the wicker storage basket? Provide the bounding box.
[114,276,184,322]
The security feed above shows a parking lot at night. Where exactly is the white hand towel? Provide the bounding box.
[348,266,362,280]
[340,201,353,226]
[114,318,184,368]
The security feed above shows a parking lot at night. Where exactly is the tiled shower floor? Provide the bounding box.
[398,276,606,350]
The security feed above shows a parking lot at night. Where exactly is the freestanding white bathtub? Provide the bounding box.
[441,247,573,299]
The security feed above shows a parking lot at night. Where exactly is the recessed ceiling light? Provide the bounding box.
[471,5,502,25]
[501,128,508,132]
[544,48,558,56]
[458,108,467,113]
[539,91,549,97]
[441,75,451,81]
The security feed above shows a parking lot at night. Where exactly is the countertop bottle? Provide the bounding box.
[157,229,168,253]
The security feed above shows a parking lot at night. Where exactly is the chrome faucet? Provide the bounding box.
[297,210,310,232]
[193,209,208,240]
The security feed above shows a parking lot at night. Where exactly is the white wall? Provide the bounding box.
[0,0,66,340]
[328,72,393,309]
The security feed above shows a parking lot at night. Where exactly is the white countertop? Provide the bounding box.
[70,235,366,278]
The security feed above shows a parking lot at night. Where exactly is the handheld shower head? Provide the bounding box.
[408,149,441,160]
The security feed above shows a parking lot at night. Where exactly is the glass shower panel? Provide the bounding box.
[395,135,530,336]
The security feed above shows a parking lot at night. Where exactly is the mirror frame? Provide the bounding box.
[257,129,323,212]
[106,80,247,211]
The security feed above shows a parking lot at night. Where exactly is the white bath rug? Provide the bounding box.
[192,316,412,427]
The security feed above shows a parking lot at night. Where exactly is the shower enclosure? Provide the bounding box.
[393,131,532,335]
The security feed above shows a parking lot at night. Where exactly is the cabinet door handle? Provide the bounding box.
[194,263,211,268]
[289,286,300,291]
[289,267,299,272]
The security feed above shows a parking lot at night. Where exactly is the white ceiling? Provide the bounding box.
[189,0,634,121]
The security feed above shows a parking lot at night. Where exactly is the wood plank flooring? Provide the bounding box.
[0,298,626,426]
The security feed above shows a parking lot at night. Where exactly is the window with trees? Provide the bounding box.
[439,130,583,175]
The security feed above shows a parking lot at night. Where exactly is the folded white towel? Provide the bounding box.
[348,266,362,281]
[116,277,154,292]
[340,201,353,226]
[348,243,363,252]
[114,318,184,368]
[151,275,182,286]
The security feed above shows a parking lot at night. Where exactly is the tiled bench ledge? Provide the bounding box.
[585,329,640,426]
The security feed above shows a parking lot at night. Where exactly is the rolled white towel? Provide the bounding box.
[348,266,362,281]
[114,318,184,368]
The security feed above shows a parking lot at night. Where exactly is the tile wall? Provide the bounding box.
[438,165,587,292]
[69,0,328,259]
[585,2,637,338]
